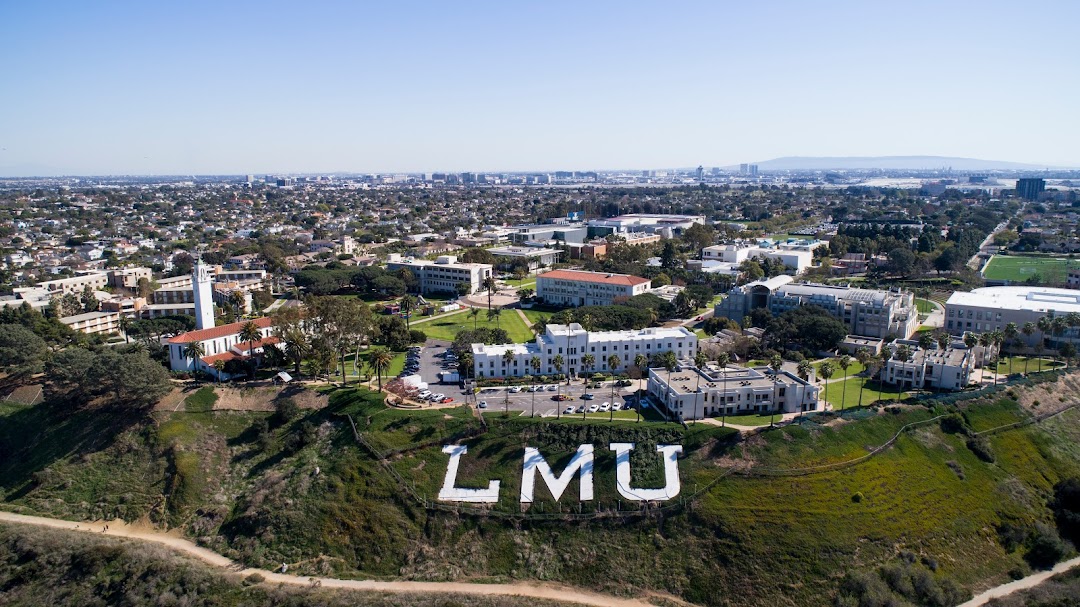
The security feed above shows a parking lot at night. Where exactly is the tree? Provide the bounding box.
[486,306,501,329]
[1022,322,1036,374]
[183,341,206,369]
[661,350,678,420]
[45,347,97,395]
[885,247,917,277]
[836,355,852,415]
[400,295,416,332]
[228,290,247,318]
[80,284,99,313]
[239,321,263,379]
[552,354,565,417]
[308,296,372,386]
[660,240,678,269]
[854,348,871,412]
[96,349,172,408]
[1060,342,1077,369]
[768,354,784,427]
[212,359,226,382]
[502,348,515,414]
[483,276,498,310]
[818,360,835,413]
[455,282,472,297]
[607,354,621,421]
[716,351,731,428]
[370,348,394,392]
[530,355,542,417]
[468,307,481,330]
[117,315,132,344]
[0,324,47,378]
[580,353,596,418]
[893,345,912,402]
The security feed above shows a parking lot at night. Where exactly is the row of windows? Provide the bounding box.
[947,308,1003,321]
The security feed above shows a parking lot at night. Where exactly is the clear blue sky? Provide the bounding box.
[1,0,1077,175]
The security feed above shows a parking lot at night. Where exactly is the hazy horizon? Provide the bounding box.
[2,0,1078,176]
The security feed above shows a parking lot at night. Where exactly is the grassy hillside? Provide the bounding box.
[0,524,574,607]
[2,378,1080,606]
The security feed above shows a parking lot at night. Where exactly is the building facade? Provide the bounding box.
[881,343,975,391]
[167,317,276,377]
[648,364,820,420]
[945,286,1080,346]
[536,269,651,307]
[471,323,696,379]
[487,246,561,272]
[385,254,493,295]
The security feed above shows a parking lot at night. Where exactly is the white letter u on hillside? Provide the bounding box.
[609,442,683,502]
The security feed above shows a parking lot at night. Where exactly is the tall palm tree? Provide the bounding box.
[239,320,262,361]
[552,354,565,418]
[502,348,515,414]
[530,355,542,417]
[483,276,497,310]
[1022,322,1036,375]
[796,359,813,418]
[459,351,474,405]
[854,348,871,412]
[370,348,394,392]
[118,315,132,344]
[400,295,416,332]
[469,307,481,330]
[894,344,912,402]
[280,328,309,377]
[229,290,246,318]
[580,353,595,419]
[716,351,731,427]
[487,306,501,329]
[964,332,979,381]
[836,355,852,414]
[184,341,205,372]
[607,354,621,422]
[936,332,949,352]
[768,354,783,427]
[692,350,708,424]
[819,360,835,414]
[662,350,678,421]
[634,353,649,423]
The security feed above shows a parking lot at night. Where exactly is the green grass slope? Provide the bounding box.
[2,380,1080,606]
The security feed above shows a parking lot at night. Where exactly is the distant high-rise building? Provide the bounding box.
[739,163,748,175]
[244,174,254,184]
[749,164,759,177]
[711,167,721,176]
[1016,178,1046,201]
[695,165,704,181]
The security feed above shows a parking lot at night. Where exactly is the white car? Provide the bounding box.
[418,390,432,398]
[611,402,622,411]
[563,406,575,414]
[509,386,522,393]
[588,404,599,413]
[478,400,489,409]
[527,385,540,392]
[546,385,558,391]
[599,402,610,412]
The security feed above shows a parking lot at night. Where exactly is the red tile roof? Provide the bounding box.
[168,317,273,344]
[539,269,650,287]
[235,335,281,354]
[201,351,244,365]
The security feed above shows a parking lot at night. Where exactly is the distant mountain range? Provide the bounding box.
[738,156,1068,171]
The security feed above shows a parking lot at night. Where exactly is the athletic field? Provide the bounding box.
[982,255,1080,284]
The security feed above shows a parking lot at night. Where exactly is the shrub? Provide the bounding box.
[274,398,299,424]
[852,492,864,503]
[1025,523,1069,569]
[244,572,266,585]
[946,460,965,480]
[940,413,967,435]
[966,436,995,463]
[1051,477,1080,543]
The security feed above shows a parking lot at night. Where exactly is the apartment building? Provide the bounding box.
[536,269,651,307]
[385,253,492,295]
[648,364,820,420]
[471,323,696,379]
[59,310,121,335]
[881,344,975,391]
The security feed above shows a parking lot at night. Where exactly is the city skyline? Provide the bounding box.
[2,0,1078,176]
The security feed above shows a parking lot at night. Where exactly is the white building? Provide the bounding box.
[59,310,121,335]
[648,364,820,420]
[946,286,1080,346]
[536,269,651,307]
[587,214,705,237]
[487,245,561,272]
[472,323,697,379]
[702,238,824,275]
[881,344,975,391]
[385,254,492,296]
[192,260,215,330]
[167,316,276,378]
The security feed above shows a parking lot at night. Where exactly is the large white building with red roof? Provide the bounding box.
[536,269,651,307]
[167,316,277,378]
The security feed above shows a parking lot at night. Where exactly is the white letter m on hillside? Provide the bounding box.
[519,445,594,503]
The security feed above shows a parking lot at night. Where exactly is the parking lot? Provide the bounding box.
[404,340,646,416]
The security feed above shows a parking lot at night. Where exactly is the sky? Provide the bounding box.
[1,0,1078,176]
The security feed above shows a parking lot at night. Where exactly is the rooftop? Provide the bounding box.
[539,269,650,287]
[168,317,272,344]
[947,286,1080,314]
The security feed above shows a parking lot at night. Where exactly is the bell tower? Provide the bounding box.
[192,259,215,330]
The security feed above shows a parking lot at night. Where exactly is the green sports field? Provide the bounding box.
[982,255,1080,284]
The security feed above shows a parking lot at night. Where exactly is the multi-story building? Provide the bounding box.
[487,246,561,272]
[648,363,820,420]
[59,310,121,335]
[508,222,589,246]
[587,214,705,238]
[536,269,651,307]
[109,267,153,290]
[702,239,823,275]
[37,271,110,295]
[1016,178,1046,201]
[167,316,276,378]
[881,343,975,391]
[385,254,492,295]
[471,323,696,379]
[945,286,1080,346]
[717,276,918,339]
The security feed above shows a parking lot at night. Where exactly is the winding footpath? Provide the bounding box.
[0,511,661,607]
[957,555,1080,607]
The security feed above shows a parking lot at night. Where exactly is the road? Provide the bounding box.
[0,511,665,607]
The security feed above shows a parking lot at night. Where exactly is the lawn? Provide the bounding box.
[421,307,534,343]
[816,359,865,379]
[716,412,781,426]
[340,350,406,380]
[521,307,558,328]
[822,376,908,411]
[993,355,1064,375]
[915,298,937,313]
[982,254,1080,283]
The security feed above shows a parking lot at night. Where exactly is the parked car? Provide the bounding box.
[581,393,595,400]
[439,397,454,404]
[611,402,622,411]
[599,402,610,412]
[563,406,575,414]
[552,394,571,401]
[509,386,522,393]
[588,404,599,413]
[418,390,431,398]
[576,405,586,413]
[478,400,488,408]
[546,385,558,391]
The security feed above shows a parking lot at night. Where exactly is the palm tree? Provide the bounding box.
[229,290,246,318]
[836,355,852,415]
[716,351,731,427]
[692,350,708,424]
[280,328,309,377]
[118,315,132,344]
[607,354,621,422]
[483,276,497,310]
[459,351,474,405]
[469,307,481,330]
[634,353,649,423]
[854,348,871,413]
[580,353,596,419]
[661,350,678,421]
[552,354,564,418]
[487,306,501,329]
[1022,322,1036,374]
[212,358,226,382]
[239,320,262,362]
[819,360,835,414]
[964,332,979,381]
[768,354,784,427]
[502,348,515,414]
[530,355,542,417]
[370,348,394,392]
[936,331,950,352]
[184,341,205,372]
[1060,342,1077,370]
[796,359,813,419]
[894,344,912,402]
[400,295,416,331]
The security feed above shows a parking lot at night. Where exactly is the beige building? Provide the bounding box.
[537,269,651,307]
[60,310,121,335]
[648,364,820,420]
